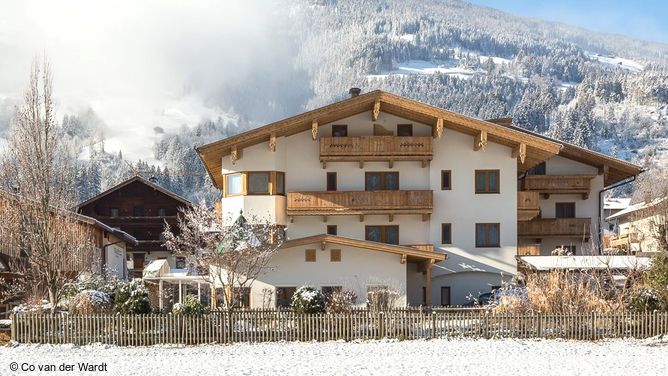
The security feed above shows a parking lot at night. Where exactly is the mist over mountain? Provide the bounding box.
[3,0,667,202]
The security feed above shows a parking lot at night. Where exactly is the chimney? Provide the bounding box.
[349,87,361,98]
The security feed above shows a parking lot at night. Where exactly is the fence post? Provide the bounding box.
[592,312,597,341]
[537,312,542,338]
[378,312,385,339]
[10,312,15,342]
[431,312,436,339]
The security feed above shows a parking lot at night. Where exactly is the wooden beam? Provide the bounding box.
[417,259,435,273]
[512,142,527,164]
[425,262,432,306]
[474,130,487,151]
[269,132,277,152]
[434,118,444,138]
[372,99,381,121]
[231,146,240,164]
[311,120,318,140]
[400,254,407,264]
[599,164,609,182]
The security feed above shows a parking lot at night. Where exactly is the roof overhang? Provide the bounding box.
[518,255,652,271]
[197,90,562,189]
[281,234,445,263]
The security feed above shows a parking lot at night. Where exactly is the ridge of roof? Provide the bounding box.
[76,175,192,210]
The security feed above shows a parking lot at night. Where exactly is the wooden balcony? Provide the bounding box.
[517,191,540,221]
[319,136,433,168]
[521,175,596,199]
[287,190,433,221]
[517,244,541,256]
[518,218,592,239]
[609,233,640,248]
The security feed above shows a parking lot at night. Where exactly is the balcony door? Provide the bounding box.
[365,172,399,191]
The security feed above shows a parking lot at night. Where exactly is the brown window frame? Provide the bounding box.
[247,171,271,195]
[441,170,452,190]
[441,223,452,244]
[330,249,341,262]
[223,172,246,197]
[223,171,285,197]
[326,172,337,191]
[397,123,413,136]
[365,171,399,191]
[327,225,337,235]
[365,225,399,245]
[475,169,500,194]
[555,202,576,219]
[475,223,501,248]
[305,249,316,262]
[332,124,348,137]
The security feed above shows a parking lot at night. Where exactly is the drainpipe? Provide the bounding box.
[597,172,644,253]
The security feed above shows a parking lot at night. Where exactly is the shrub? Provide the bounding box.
[172,295,205,315]
[112,280,151,314]
[326,289,357,313]
[291,286,325,314]
[366,286,400,312]
[69,290,112,314]
[627,288,662,312]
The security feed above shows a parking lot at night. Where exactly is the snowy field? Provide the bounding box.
[2,337,668,375]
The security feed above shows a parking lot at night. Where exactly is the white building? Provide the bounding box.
[197,89,642,306]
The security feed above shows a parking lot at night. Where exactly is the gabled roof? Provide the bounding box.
[197,90,563,189]
[281,234,445,262]
[486,120,643,186]
[75,175,192,210]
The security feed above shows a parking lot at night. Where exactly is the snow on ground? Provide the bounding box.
[2,337,667,375]
[587,52,644,72]
[479,55,511,65]
[367,60,483,80]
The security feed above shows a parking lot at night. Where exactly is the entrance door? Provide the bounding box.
[134,253,145,270]
[440,286,451,306]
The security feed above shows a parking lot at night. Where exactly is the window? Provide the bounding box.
[327,225,337,235]
[305,249,316,262]
[397,124,413,136]
[276,287,296,308]
[157,208,166,217]
[441,170,452,190]
[555,202,576,219]
[330,249,341,262]
[527,161,546,175]
[275,172,285,195]
[332,124,348,137]
[175,257,186,269]
[365,226,399,245]
[476,223,500,247]
[441,223,452,244]
[326,172,337,191]
[248,172,270,194]
[110,208,119,218]
[441,287,451,306]
[232,287,251,308]
[225,173,244,196]
[365,172,399,191]
[475,170,500,194]
[133,206,144,216]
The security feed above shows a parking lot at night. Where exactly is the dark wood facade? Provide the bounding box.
[76,176,191,276]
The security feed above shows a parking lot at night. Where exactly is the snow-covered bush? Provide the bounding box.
[326,289,357,313]
[112,280,151,314]
[627,288,662,312]
[291,286,325,314]
[69,290,112,314]
[172,295,205,315]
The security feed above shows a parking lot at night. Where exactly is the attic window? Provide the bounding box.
[397,124,413,136]
[332,124,348,137]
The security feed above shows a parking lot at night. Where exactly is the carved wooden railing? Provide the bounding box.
[320,136,433,157]
[287,190,433,215]
[517,244,541,256]
[517,191,540,221]
[518,218,592,238]
[521,175,595,196]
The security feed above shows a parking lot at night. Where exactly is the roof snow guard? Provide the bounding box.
[197,90,563,189]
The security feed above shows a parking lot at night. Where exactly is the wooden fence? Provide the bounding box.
[10,310,668,345]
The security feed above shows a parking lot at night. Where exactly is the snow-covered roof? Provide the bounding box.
[606,197,666,221]
[604,197,632,210]
[519,255,652,271]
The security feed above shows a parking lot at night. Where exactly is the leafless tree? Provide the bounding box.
[0,57,97,313]
[162,203,283,308]
[631,165,668,252]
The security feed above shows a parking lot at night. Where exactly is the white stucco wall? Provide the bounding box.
[431,271,511,306]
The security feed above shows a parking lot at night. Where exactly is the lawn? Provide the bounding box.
[1,337,667,375]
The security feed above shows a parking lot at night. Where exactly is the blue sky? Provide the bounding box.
[468,0,668,44]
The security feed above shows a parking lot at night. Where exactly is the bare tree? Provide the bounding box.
[162,203,283,308]
[631,165,668,252]
[0,57,97,313]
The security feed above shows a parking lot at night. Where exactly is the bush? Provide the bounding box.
[326,289,357,313]
[172,295,205,315]
[112,280,151,314]
[627,288,662,312]
[366,286,400,312]
[69,290,112,314]
[291,286,325,314]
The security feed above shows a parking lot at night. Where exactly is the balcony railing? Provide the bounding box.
[517,244,541,256]
[521,175,596,198]
[287,190,433,218]
[518,218,592,238]
[517,191,540,221]
[319,136,433,167]
[608,233,640,248]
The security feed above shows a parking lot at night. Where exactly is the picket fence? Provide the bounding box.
[10,310,668,345]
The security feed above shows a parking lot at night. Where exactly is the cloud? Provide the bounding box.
[0,0,312,160]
